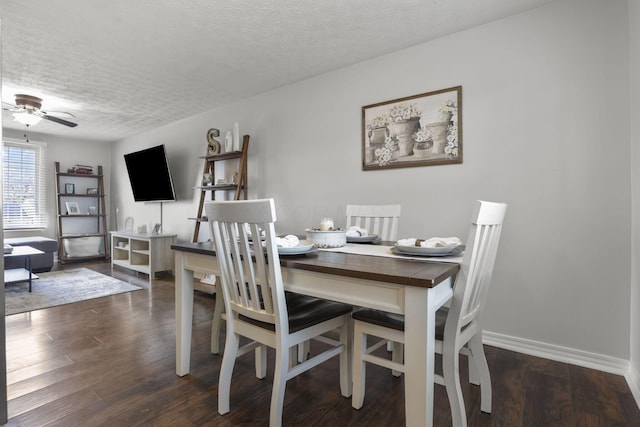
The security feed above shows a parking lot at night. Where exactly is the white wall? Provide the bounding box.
[629,0,640,402]
[3,128,111,243]
[111,0,632,363]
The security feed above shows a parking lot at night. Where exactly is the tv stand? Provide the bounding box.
[110,231,176,281]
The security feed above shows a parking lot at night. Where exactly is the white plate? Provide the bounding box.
[278,247,317,256]
[392,245,464,257]
[346,234,378,243]
[278,240,315,254]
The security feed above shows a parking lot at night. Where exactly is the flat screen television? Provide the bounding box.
[124,144,177,202]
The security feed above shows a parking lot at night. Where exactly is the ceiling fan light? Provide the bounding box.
[12,111,42,126]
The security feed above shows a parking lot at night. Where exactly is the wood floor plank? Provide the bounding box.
[3,261,639,426]
[522,370,573,427]
[568,364,632,425]
[484,348,528,426]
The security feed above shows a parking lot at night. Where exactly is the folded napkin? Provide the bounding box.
[345,226,368,237]
[244,224,265,238]
[396,237,462,248]
[275,234,300,248]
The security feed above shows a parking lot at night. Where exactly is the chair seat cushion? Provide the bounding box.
[352,307,449,340]
[240,292,352,333]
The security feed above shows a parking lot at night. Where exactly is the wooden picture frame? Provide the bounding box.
[86,187,98,195]
[65,202,80,215]
[362,86,462,170]
[65,183,75,194]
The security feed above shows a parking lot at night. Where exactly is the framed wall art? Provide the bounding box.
[362,86,462,170]
[65,183,75,194]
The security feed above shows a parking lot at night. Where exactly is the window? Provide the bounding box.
[2,139,47,230]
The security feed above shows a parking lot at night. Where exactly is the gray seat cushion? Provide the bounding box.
[352,307,449,340]
[239,292,352,333]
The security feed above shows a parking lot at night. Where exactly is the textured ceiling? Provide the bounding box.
[1,0,552,143]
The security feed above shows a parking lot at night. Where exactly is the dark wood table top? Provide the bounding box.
[172,241,459,289]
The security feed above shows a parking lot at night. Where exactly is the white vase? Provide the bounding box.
[233,123,240,151]
[224,131,233,152]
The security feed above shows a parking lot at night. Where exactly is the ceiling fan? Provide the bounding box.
[2,94,78,128]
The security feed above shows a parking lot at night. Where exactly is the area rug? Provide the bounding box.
[5,267,142,315]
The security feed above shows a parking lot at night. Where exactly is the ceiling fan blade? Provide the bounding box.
[2,101,19,111]
[43,114,78,127]
[42,109,76,119]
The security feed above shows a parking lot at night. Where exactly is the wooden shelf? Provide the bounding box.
[60,233,107,239]
[56,172,103,178]
[192,135,250,242]
[58,193,105,197]
[55,162,110,264]
[194,184,239,191]
[198,150,243,161]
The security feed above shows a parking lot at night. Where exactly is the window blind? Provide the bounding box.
[2,139,48,229]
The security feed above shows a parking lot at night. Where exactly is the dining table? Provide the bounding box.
[171,240,460,427]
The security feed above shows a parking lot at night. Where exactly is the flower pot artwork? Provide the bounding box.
[387,117,421,157]
[413,142,433,158]
[368,127,388,148]
[425,121,449,154]
[437,111,452,123]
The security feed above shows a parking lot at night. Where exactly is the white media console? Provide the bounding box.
[110,231,176,281]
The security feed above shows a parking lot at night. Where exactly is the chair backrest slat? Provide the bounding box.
[449,201,507,332]
[206,199,286,327]
[345,204,401,241]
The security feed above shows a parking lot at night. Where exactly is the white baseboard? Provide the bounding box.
[628,364,640,408]
[483,331,640,409]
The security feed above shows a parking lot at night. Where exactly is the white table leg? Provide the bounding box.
[404,286,430,427]
[175,253,195,376]
[211,286,224,354]
[404,279,453,427]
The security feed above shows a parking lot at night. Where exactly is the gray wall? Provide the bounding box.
[109,0,637,389]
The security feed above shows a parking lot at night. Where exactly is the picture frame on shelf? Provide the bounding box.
[65,183,75,194]
[65,202,80,215]
[362,85,462,171]
[87,187,99,195]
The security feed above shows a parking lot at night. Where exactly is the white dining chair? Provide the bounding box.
[205,198,352,427]
[297,203,403,363]
[351,200,507,427]
[346,204,402,354]
[345,204,401,241]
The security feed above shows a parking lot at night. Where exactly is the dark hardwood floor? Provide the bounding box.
[4,260,640,426]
